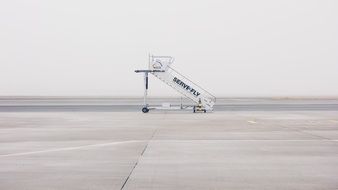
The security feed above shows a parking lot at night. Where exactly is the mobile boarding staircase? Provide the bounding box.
[135,55,216,113]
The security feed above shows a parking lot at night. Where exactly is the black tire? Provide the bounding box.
[204,110,206,113]
[193,106,196,113]
[142,107,149,113]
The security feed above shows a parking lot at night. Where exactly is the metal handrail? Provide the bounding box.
[149,55,174,70]
[149,55,216,103]
[154,74,197,104]
[167,66,216,102]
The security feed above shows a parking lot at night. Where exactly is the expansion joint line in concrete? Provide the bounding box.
[275,123,331,140]
[119,142,149,190]
[120,124,158,190]
[120,122,161,190]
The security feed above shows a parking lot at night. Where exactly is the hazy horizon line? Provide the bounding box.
[1,96,338,100]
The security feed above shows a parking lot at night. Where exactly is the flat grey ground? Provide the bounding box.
[0,99,338,190]
[0,97,338,112]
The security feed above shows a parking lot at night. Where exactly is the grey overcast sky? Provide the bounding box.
[0,0,337,97]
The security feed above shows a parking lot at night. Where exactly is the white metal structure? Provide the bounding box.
[135,55,216,113]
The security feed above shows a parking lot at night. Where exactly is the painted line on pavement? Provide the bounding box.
[0,140,144,158]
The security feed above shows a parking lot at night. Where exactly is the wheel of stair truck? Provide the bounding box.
[142,107,149,113]
[193,106,196,113]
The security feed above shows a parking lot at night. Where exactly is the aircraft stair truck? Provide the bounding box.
[135,55,216,113]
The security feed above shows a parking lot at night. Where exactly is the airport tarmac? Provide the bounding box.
[0,98,338,190]
[0,97,338,112]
